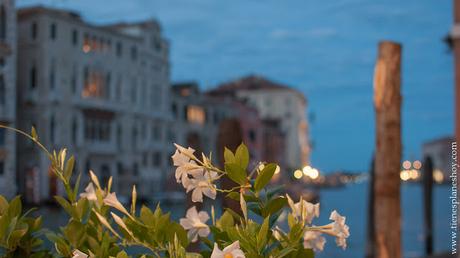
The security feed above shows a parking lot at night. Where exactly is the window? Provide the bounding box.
[187,105,206,125]
[105,72,111,99]
[72,29,78,46]
[116,42,122,57]
[83,33,90,53]
[152,152,161,167]
[49,58,56,90]
[116,124,122,148]
[248,129,256,143]
[152,124,161,141]
[131,78,137,103]
[0,5,6,40]
[132,127,138,150]
[0,128,5,146]
[50,23,57,40]
[171,103,177,118]
[82,67,109,99]
[116,75,122,102]
[130,46,137,61]
[71,63,77,94]
[0,74,4,105]
[30,65,37,89]
[31,22,37,39]
[84,117,111,142]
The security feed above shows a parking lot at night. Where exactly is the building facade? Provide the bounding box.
[168,82,234,190]
[208,75,310,171]
[17,6,171,202]
[0,0,16,198]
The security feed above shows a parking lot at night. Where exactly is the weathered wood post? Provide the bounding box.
[422,156,434,255]
[373,41,402,258]
[365,155,375,258]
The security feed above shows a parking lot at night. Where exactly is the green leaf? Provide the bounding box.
[54,196,77,218]
[263,196,288,217]
[8,196,22,218]
[64,156,75,181]
[216,211,234,229]
[63,219,85,247]
[0,195,8,215]
[224,163,247,185]
[257,216,270,250]
[235,143,249,170]
[254,163,277,192]
[224,147,235,163]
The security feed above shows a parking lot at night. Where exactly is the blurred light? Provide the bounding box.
[302,166,311,176]
[294,170,303,179]
[402,160,412,170]
[274,165,280,174]
[409,169,419,179]
[310,168,319,179]
[413,160,422,170]
[400,170,410,181]
[433,169,444,184]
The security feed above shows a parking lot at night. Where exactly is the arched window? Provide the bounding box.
[0,74,5,105]
[0,5,6,40]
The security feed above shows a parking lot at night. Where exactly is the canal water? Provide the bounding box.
[38,181,454,258]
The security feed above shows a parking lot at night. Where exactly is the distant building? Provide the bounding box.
[16,6,171,202]
[208,75,310,171]
[422,136,455,183]
[0,0,17,198]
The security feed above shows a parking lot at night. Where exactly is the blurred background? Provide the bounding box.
[0,0,456,257]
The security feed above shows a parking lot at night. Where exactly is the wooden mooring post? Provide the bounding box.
[373,41,402,258]
[422,156,434,255]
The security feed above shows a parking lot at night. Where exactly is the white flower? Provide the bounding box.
[286,194,320,224]
[329,210,350,249]
[185,170,218,202]
[72,249,88,258]
[180,206,210,242]
[79,183,97,201]
[211,241,245,258]
[103,192,130,217]
[303,231,326,252]
[172,147,202,184]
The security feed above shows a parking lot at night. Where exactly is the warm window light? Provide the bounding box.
[83,44,91,53]
[187,105,205,125]
[274,165,280,174]
[293,169,303,179]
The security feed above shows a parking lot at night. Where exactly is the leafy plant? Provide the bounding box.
[0,126,350,258]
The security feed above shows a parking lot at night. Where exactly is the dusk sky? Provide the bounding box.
[17,0,454,172]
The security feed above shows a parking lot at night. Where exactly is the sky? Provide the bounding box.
[17,0,454,172]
